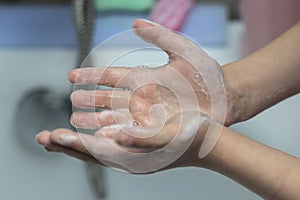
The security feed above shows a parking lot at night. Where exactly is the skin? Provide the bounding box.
[223,22,300,122]
[36,20,300,199]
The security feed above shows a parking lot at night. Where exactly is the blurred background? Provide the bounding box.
[0,0,299,200]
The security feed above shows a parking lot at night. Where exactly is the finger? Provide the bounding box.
[121,125,175,149]
[49,128,91,155]
[95,104,169,149]
[101,111,208,150]
[70,109,131,129]
[132,19,196,56]
[48,128,142,155]
[71,89,130,109]
[44,144,101,164]
[68,67,132,87]
[98,122,177,149]
[37,130,103,164]
[36,130,52,146]
[40,128,157,173]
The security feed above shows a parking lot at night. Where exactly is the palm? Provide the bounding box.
[128,79,179,127]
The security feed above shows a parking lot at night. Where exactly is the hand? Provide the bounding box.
[36,19,237,173]
[37,64,220,173]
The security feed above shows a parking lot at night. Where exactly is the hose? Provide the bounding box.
[72,1,106,198]
[72,0,96,67]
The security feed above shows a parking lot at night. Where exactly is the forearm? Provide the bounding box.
[200,127,300,199]
[223,22,300,122]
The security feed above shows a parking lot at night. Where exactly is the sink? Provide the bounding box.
[1,21,294,200]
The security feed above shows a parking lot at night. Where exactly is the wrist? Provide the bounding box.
[222,61,254,125]
[193,126,230,170]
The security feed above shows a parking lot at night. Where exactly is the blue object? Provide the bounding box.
[0,6,76,48]
[0,4,226,48]
[180,4,227,46]
[94,12,147,46]
[93,4,227,46]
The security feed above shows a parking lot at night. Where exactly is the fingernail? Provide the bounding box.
[140,19,162,27]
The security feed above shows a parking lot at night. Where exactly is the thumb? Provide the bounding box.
[132,19,192,56]
[132,19,163,29]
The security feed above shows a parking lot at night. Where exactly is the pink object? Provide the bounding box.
[148,0,194,31]
[240,0,300,55]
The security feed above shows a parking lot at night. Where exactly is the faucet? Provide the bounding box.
[15,0,107,198]
[72,0,107,198]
